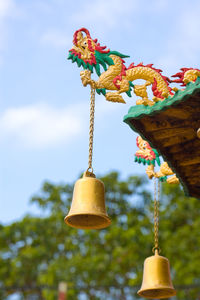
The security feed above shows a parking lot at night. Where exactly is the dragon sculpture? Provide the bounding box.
[68,28,200,105]
[68,28,200,184]
[135,136,179,184]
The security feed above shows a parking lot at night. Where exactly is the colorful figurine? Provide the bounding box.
[135,136,179,184]
[68,28,200,106]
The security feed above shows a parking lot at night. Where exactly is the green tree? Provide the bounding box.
[0,171,200,299]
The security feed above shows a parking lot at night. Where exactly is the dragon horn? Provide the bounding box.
[73,28,92,46]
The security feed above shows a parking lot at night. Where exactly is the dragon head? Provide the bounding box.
[135,136,160,166]
[68,28,129,76]
[70,28,99,64]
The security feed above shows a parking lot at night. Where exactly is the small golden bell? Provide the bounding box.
[64,171,111,229]
[138,250,176,299]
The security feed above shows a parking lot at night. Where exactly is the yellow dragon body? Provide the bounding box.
[68,28,200,106]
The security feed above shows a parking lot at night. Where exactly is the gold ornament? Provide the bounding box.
[65,87,111,229]
[138,179,176,299]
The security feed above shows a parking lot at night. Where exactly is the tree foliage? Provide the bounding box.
[0,171,200,299]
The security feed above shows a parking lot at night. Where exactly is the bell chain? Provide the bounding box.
[87,87,96,173]
[153,177,160,254]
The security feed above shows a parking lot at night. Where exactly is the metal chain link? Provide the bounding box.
[87,87,96,173]
[153,177,161,254]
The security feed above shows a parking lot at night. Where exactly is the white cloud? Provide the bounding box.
[0,0,14,18]
[145,0,168,12]
[41,30,71,48]
[0,96,126,149]
[0,103,85,149]
[156,3,200,72]
[71,0,138,30]
[0,0,21,64]
[0,0,15,50]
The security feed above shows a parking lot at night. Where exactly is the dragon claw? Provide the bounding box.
[105,92,126,103]
[136,98,154,106]
[80,70,92,87]
[166,175,180,184]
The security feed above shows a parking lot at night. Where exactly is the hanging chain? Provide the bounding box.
[87,87,96,173]
[153,177,161,254]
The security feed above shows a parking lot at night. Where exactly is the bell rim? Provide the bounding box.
[137,286,176,299]
[64,212,111,229]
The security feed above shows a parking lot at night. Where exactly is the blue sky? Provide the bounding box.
[1,0,200,224]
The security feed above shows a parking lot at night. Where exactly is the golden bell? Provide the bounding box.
[64,171,111,229]
[138,250,176,299]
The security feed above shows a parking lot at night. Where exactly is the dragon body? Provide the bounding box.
[135,136,179,184]
[68,28,200,105]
